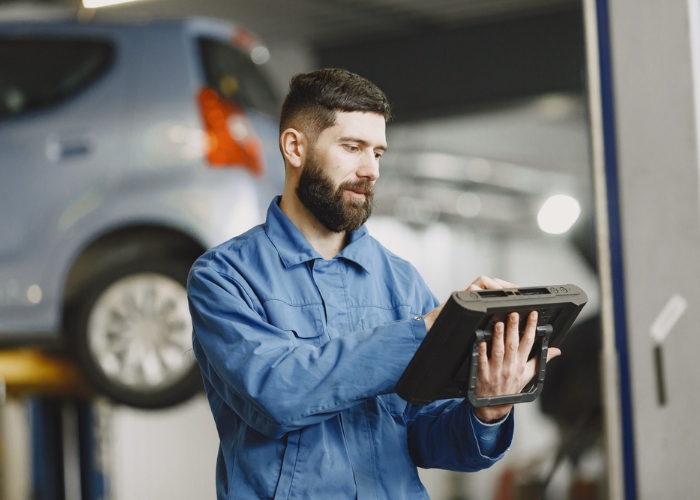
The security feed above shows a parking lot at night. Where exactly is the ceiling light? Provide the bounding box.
[537,195,581,234]
[250,46,270,65]
[83,0,138,8]
[455,192,481,217]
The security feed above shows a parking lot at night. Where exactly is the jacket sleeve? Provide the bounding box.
[188,264,427,439]
[404,275,514,472]
[405,400,514,471]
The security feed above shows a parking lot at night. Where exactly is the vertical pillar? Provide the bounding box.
[586,0,700,498]
[30,398,109,500]
[30,399,65,500]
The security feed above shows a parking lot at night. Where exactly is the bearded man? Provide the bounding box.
[187,68,558,500]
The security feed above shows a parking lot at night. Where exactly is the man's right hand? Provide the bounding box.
[422,275,517,331]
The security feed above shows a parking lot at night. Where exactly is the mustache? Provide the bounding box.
[338,179,374,196]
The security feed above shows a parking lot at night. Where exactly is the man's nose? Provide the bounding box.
[358,151,380,181]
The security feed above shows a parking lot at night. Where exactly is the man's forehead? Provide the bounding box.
[332,110,386,125]
[326,111,387,145]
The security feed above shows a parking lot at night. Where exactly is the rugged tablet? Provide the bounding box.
[395,284,588,407]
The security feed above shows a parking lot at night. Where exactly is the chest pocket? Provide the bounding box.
[264,300,328,347]
[355,305,412,331]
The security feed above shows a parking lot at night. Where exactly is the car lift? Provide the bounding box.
[0,349,108,500]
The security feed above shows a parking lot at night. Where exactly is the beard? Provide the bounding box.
[296,150,374,233]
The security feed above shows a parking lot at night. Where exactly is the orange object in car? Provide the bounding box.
[198,87,265,175]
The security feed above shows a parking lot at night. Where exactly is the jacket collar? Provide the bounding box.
[264,196,374,273]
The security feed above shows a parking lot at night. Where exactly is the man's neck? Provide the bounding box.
[279,192,348,260]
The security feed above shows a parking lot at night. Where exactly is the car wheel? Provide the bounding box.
[69,258,201,409]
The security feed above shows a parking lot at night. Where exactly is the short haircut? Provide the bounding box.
[279,68,392,143]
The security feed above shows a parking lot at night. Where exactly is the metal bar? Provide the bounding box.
[0,349,92,399]
[62,403,82,500]
[653,345,666,406]
[687,0,700,225]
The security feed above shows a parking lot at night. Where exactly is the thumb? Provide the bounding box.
[546,347,561,362]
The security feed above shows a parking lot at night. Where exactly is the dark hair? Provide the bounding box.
[279,68,392,142]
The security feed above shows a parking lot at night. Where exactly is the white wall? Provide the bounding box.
[606,0,700,497]
[110,395,219,500]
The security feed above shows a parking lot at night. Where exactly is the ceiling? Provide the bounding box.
[2,0,577,45]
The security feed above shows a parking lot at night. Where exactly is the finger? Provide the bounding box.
[518,311,538,361]
[523,356,539,384]
[429,302,445,315]
[466,283,483,291]
[521,347,562,389]
[423,303,445,331]
[469,275,504,290]
[478,341,490,375]
[503,312,521,364]
[546,347,561,362]
[493,278,518,289]
[491,320,505,368]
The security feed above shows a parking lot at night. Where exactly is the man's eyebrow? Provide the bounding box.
[339,136,388,152]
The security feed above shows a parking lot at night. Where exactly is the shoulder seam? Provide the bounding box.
[196,265,262,306]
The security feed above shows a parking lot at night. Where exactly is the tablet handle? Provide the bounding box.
[465,324,553,407]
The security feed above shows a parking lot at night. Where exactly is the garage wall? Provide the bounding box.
[606,0,700,497]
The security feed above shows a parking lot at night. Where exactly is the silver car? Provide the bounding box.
[0,17,284,408]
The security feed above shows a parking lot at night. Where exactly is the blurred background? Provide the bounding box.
[0,1,606,499]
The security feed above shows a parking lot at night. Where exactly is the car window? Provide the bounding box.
[198,37,279,117]
[0,38,113,119]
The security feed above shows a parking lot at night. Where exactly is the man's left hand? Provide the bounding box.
[467,279,561,423]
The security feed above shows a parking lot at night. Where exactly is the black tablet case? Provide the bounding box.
[395,284,588,407]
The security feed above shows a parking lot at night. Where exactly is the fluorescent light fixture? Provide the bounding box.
[83,0,138,8]
[537,195,581,234]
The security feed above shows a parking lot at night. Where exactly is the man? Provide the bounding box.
[187,68,560,499]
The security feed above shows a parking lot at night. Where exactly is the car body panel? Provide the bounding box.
[0,18,284,342]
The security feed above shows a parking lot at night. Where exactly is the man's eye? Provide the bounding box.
[375,152,383,160]
[344,144,359,152]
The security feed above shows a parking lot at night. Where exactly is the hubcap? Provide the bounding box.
[87,273,194,391]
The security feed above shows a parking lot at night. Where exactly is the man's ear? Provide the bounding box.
[280,127,306,169]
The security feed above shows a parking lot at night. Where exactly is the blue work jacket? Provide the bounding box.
[187,197,514,499]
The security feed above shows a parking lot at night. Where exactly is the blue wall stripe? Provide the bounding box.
[595,0,638,498]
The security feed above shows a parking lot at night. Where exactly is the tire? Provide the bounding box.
[68,258,201,409]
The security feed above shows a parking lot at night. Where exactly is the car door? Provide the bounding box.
[0,30,127,334]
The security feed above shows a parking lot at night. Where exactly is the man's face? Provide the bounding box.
[296,111,387,233]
